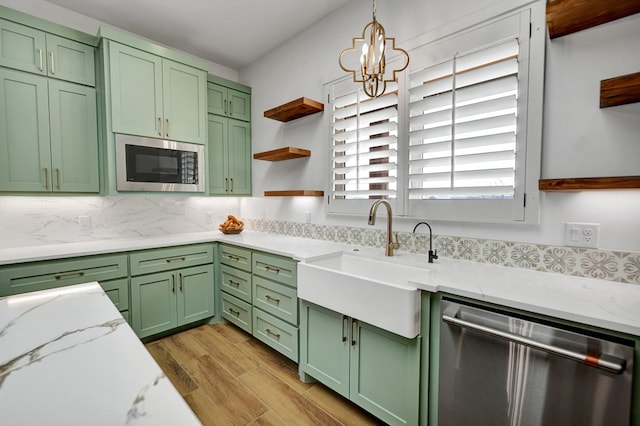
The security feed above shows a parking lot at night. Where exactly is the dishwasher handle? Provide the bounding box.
[442,313,626,375]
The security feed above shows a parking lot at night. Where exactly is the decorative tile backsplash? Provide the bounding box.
[243,218,640,285]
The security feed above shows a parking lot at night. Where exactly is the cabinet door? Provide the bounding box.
[177,264,215,326]
[109,42,163,139]
[207,114,229,195]
[162,59,206,144]
[350,320,421,426]
[131,271,178,338]
[299,301,350,398]
[0,19,46,75]
[0,68,51,192]
[228,88,251,122]
[48,80,99,192]
[207,82,226,116]
[227,119,252,195]
[45,34,95,86]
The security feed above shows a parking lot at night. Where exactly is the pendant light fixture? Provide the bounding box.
[339,0,409,98]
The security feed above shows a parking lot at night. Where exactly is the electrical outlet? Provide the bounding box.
[564,222,599,248]
[205,211,215,225]
[78,215,91,231]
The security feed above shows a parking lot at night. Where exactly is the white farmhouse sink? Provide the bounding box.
[298,251,427,338]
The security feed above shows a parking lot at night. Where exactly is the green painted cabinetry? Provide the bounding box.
[218,243,299,361]
[107,41,206,144]
[0,68,99,192]
[0,18,95,86]
[0,253,130,319]
[208,115,251,195]
[207,76,252,196]
[300,301,421,426]
[130,244,215,338]
[207,81,251,122]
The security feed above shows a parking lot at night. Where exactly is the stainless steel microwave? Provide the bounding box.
[115,134,205,192]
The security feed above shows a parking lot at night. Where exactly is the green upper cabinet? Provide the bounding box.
[207,82,251,122]
[0,18,95,86]
[0,68,98,192]
[208,115,251,195]
[107,41,206,144]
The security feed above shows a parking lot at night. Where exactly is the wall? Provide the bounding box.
[240,0,640,253]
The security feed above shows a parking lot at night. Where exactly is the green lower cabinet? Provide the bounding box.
[300,301,420,426]
[131,264,214,338]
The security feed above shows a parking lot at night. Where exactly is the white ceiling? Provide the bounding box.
[45,0,352,69]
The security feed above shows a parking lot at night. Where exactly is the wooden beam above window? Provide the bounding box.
[546,0,640,39]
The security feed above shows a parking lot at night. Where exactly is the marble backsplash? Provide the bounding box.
[0,196,637,285]
[0,196,240,248]
[242,218,640,285]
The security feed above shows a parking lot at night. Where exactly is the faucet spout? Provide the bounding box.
[413,221,438,263]
[368,200,399,256]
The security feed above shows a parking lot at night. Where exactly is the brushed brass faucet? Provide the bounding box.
[368,199,399,256]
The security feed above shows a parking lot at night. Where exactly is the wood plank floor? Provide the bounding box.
[145,323,384,425]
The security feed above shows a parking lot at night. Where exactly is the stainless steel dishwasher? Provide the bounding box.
[437,298,634,426]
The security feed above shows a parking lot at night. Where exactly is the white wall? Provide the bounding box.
[239,0,640,252]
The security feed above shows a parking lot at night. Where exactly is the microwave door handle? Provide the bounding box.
[442,313,626,374]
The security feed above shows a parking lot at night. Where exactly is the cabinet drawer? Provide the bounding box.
[253,308,298,362]
[130,244,213,276]
[220,264,251,303]
[219,244,252,272]
[100,278,129,312]
[253,252,297,288]
[252,275,297,325]
[0,254,128,297]
[221,292,252,334]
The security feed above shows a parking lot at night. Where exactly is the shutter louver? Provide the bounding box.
[408,38,519,199]
[331,82,398,200]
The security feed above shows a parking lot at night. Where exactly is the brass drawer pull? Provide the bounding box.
[227,254,240,262]
[228,279,240,287]
[44,168,49,190]
[56,168,61,190]
[165,256,186,263]
[265,328,281,339]
[264,265,280,273]
[55,270,85,280]
[228,307,240,317]
[265,294,280,304]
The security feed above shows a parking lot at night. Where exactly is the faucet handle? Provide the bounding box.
[429,249,438,263]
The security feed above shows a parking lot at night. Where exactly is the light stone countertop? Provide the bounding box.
[1,231,639,337]
[0,282,201,426]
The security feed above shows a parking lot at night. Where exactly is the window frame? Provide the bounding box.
[325,1,545,224]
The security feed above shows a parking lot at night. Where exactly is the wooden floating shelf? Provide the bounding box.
[600,71,640,108]
[253,147,311,161]
[539,176,640,191]
[264,97,324,122]
[264,190,325,197]
[546,0,640,39]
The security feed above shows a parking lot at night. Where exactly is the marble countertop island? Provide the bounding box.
[0,282,201,426]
